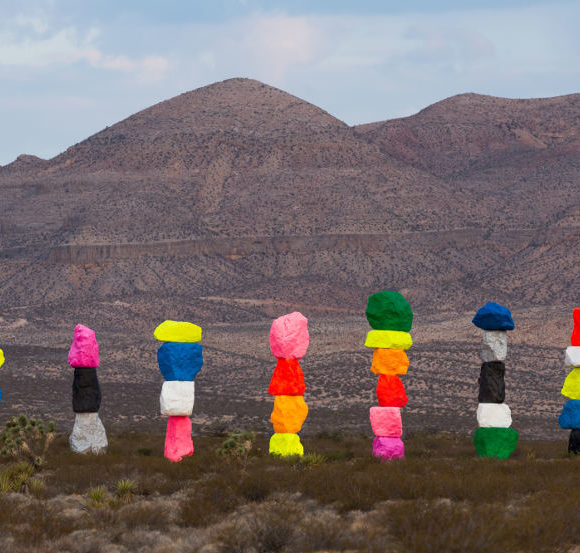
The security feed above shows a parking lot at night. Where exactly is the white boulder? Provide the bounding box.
[476,403,512,428]
[160,381,195,416]
[480,331,508,362]
[565,346,580,368]
[70,413,108,454]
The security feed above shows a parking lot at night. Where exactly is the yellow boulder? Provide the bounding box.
[154,320,202,343]
[270,395,308,433]
[371,348,409,375]
[365,330,412,350]
[0,348,4,368]
[269,433,304,457]
[562,368,580,400]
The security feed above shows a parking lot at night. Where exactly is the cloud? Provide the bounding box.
[1,1,579,165]
[0,15,170,81]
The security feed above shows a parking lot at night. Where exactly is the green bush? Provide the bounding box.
[0,414,56,469]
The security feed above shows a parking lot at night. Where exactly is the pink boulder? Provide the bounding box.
[370,406,402,437]
[164,416,194,462]
[269,312,309,359]
[372,437,405,461]
[68,324,99,368]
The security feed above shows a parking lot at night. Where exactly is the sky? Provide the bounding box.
[1,0,579,165]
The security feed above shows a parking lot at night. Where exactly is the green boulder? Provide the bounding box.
[365,291,413,331]
[474,427,519,459]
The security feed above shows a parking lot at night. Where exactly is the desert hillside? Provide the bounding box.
[0,78,578,436]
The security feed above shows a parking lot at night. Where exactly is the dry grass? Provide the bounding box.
[0,431,578,552]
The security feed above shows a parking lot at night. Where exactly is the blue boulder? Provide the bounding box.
[472,302,515,331]
[157,342,203,381]
[558,400,580,429]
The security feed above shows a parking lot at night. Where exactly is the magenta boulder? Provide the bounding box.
[372,436,405,460]
[68,324,99,368]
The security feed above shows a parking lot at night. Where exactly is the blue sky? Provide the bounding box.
[1,0,579,165]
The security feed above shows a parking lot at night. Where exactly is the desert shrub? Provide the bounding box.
[27,477,48,498]
[237,471,271,502]
[86,485,109,507]
[386,499,509,553]
[179,473,241,527]
[0,415,56,469]
[508,491,580,552]
[300,452,327,468]
[115,478,136,503]
[291,508,351,551]
[12,500,79,546]
[213,497,303,553]
[115,500,172,530]
[216,430,256,468]
[0,461,35,492]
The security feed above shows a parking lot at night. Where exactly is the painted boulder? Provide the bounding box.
[68,324,99,368]
[369,406,402,437]
[154,320,202,343]
[269,433,304,457]
[476,403,512,428]
[561,369,580,400]
[160,381,195,416]
[371,348,409,375]
[365,330,412,350]
[268,359,305,396]
[472,302,515,331]
[270,395,308,433]
[478,362,506,403]
[165,416,194,462]
[72,367,102,413]
[365,291,413,332]
[269,312,309,359]
[558,400,580,429]
[376,375,408,407]
[565,347,580,368]
[372,436,404,460]
[473,427,519,459]
[572,308,580,346]
[569,429,580,454]
[157,342,203,381]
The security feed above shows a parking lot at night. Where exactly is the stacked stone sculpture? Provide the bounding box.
[68,324,108,454]
[154,320,202,462]
[472,302,518,459]
[558,308,580,454]
[268,312,309,457]
[364,291,413,461]
[0,347,4,403]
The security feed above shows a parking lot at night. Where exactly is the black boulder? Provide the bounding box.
[72,367,102,413]
[569,429,580,455]
[478,361,506,403]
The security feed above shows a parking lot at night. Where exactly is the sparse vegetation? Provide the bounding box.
[0,431,578,552]
[0,414,56,469]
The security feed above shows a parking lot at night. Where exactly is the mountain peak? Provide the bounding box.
[46,77,347,172]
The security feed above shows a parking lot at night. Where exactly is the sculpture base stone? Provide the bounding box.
[269,433,304,457]
[165,416,194,462]
[372,436,405,461]
[70,413,108,455]
[474,427,518,459]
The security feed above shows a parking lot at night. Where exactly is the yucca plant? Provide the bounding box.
[216,431,256,468]
[0,415,56,469]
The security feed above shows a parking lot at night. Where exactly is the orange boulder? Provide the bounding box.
[371,348,409,375]
[270,395,308,433]
[376,375,408,407]
[268,359,305,396]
